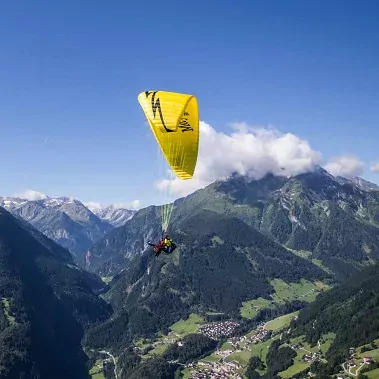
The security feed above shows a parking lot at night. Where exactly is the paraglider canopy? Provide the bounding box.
[137,90,200,180]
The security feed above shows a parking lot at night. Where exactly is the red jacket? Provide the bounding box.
[157,239,165,248]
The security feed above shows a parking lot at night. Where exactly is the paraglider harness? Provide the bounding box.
[148,234,177,257]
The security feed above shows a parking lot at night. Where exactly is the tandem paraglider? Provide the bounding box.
[137,90,200,257]
[147,234,177,257]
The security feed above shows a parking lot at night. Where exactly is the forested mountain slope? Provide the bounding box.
[89,168,379,280]
[289,263,379,377]
[0,207,111,379]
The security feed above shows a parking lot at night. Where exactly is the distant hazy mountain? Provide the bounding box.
[86,203,136,227]
[0,194,113,258]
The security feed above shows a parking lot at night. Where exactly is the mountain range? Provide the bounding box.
[88,168,379,279]
[76,168,379,378]
[0,194,135,259]
[3,168,379,378]
[85,203,136,228]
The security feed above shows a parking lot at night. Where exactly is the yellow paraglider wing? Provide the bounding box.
[137,90,199,179]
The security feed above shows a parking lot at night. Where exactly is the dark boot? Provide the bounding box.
[155,248,162,257]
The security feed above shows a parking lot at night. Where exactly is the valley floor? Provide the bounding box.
[88,278,379,379]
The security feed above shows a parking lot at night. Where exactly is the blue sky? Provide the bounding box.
[1,0,378,208]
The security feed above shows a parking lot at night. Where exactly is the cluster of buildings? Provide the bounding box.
[225,322,269,351]
[188,360,243,379]
[302,351,321,363]
[248,322,269,344]
[198,320,240,340]
[189,322,271,377]
[347,347,374,367]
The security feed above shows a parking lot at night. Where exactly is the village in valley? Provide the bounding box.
[91,307,379,379]
[178,317,379,379]
[91,282,379,379]
[175,320,271,378]
[198,321,240,340]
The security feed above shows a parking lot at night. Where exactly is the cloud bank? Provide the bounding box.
[157,121,323,196]
[16,189,49,201]
[113,200,141,209]
[324,155,365,178]
[370,161,379,173]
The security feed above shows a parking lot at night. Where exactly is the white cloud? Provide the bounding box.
[113,200,141,210]
[157,121,322,197]
[16,189,48,201]
[324,155,365,178]
[83,201,102,210]
[370,162,379,173]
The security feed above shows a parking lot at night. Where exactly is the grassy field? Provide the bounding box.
[287,333,335,355]
[145,343,169,357]
[367,368,379,378]
[89,360,105,379]
[285,247,334,274]
[278,350,310,377]
[265,311,298,332]
[250,335,280,368]
[101,276,113,284]
[136,313,206,360]
[318,333,336,354]
[240,297,274,319]
[220,342,234,351]
[280,361,309,378]
[278,333,336,378]
[135,338,154,350]
[170,313,205,335]
[278,337,312,378]
[287,249,312,259]
[200,354,221,363]
[240,279,330,320]
[225,349,252,365]
[270,278,325,303]
[311,258,334,274]
[181,367,192,379]
[1,298,16,325]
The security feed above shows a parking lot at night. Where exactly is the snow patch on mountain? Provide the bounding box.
[0,195,114,258]
[85,203,136,228]
[336,176,379,192]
